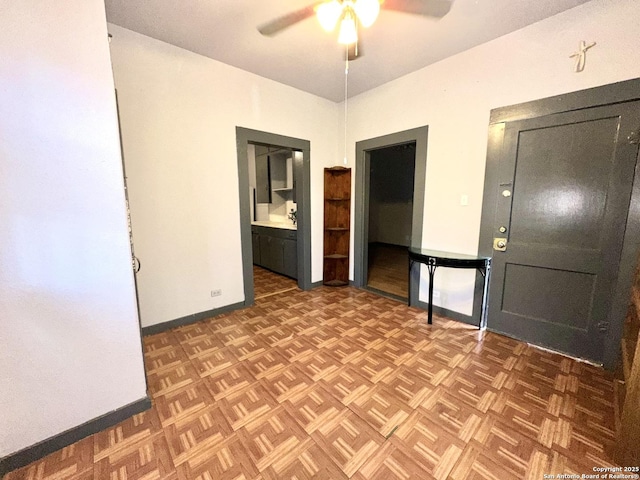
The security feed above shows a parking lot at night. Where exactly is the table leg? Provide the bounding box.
[408,258,413,307]
[427,259,436,324]
[480,261,491,329]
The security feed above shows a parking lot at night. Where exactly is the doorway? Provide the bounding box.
[248,141,300,300]
[354,126,428,303]
[366,144,416,299]
[479,79,640,368]
[236,128,312,306]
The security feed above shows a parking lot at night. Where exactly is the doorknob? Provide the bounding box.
[493,238,507,252]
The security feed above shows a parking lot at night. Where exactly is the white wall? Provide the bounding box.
[347,0,640,315]
[107,0,640,326]
[0,1,147,457]
[108,25,340,327]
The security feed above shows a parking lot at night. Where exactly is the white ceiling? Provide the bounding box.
[104,0,593,102]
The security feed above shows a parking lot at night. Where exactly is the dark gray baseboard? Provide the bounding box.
[416,300,478,327]
[353,284,477,327]
[0,396,151,477]
[141,301,246,336]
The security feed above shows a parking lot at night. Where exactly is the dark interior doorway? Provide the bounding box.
[366,144,416,299]
[354,126,428,305]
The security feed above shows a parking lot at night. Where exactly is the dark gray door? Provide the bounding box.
[488,101,640,362]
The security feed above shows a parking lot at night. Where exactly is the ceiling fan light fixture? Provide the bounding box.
[353,0,380,27]
[316,0,343,32]
[338,9,358,44]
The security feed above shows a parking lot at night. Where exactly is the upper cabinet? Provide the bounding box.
[271,154,293,192]
[255,145,271,204]
[255,145,294,204]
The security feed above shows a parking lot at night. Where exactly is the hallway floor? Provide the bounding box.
[367,243,408,299]
[4,287,618,479]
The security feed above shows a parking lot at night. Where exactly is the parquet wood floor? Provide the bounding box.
[367,243,408,299]
[4,287,620,479]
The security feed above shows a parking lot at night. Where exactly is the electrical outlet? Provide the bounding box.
[460,194,469,206]
[432,290,441,299]
[211,289,222,297]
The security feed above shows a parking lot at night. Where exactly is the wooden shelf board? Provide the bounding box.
[325,227,349,231]
[633,285,640,325]
[324,280,349,287]
[324,254,348,259]
[326,197,350,201]
[622,337,635,382]
[325,166,350,172]
[614,379,626,436]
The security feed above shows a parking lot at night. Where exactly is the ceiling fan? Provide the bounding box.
[258,0,452,60]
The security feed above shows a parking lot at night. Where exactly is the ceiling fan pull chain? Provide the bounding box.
[344,49,349,166]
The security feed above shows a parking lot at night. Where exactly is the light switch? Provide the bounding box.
[460,194,469,206]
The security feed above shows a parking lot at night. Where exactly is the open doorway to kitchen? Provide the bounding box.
[249,142,299,299]
[236,128,312,307]
[354,126,428,304]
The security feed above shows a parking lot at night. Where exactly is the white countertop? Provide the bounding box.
[251,220,297,231]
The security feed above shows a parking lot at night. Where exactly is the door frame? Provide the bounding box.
[236,127,312,305]
[479,77,640,369]
[354,126,427,303]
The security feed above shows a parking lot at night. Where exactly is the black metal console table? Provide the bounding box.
[408,247,491,327]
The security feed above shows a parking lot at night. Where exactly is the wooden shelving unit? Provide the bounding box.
[615,259,640,465]
[323,167,351,287]
[621,304,638,381]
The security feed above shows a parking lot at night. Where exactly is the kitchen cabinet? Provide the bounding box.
[252,231,261,265]
[271,154,293,192]
[255,146,294,204]
[251,225,297,279]
[283,238,298,278]
[255,145,271,204]
[259,234,284,273]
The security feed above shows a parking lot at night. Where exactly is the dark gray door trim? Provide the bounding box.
[489,77,640,124]
[479,78,640,369]
[354,126,428,305]
[236,127,312,305]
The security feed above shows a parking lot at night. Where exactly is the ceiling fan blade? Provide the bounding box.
[382,0,452,18]
[258,4,317,36]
